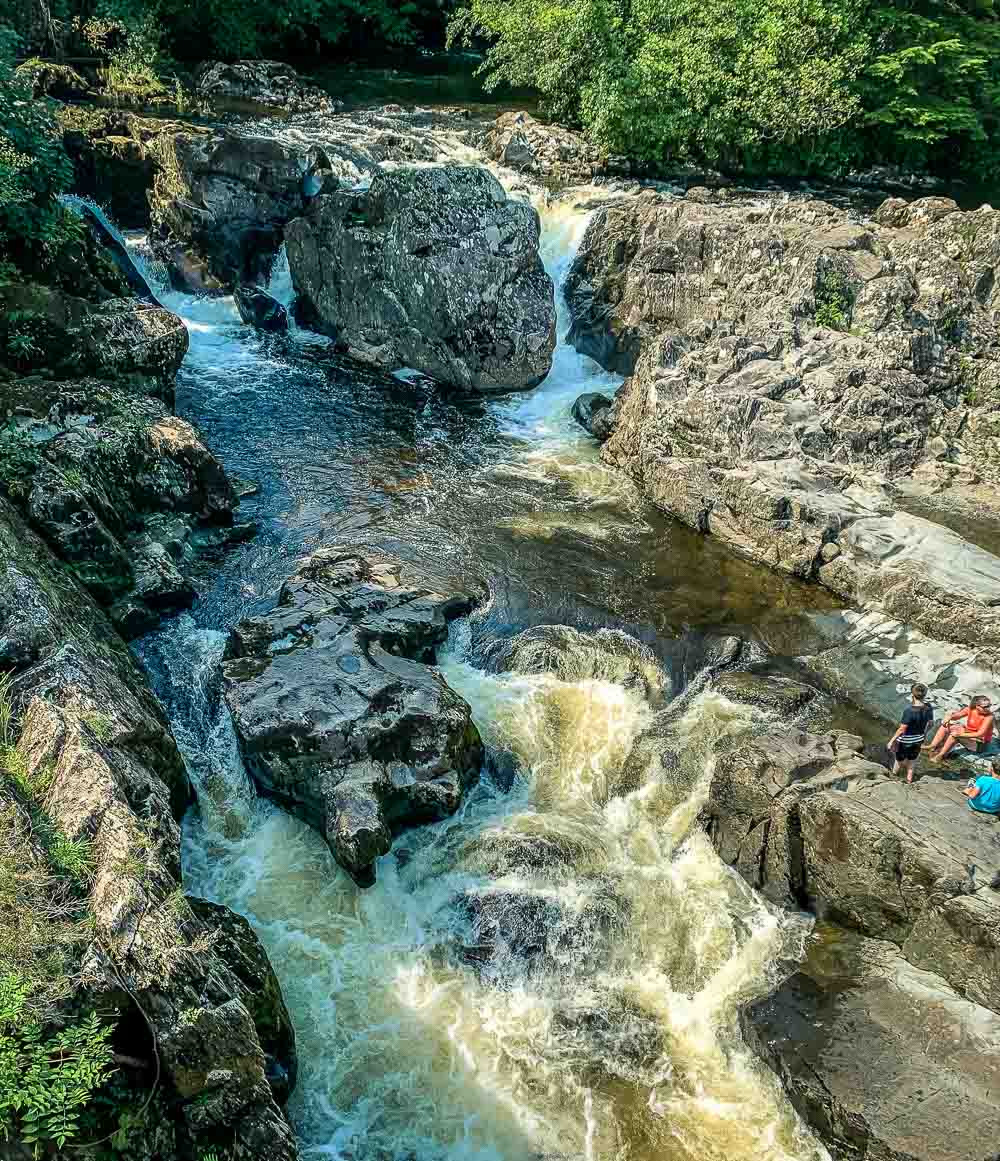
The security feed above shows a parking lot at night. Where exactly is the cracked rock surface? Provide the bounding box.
[223,546,483,885]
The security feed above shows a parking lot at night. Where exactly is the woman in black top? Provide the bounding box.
[887,682,933,784]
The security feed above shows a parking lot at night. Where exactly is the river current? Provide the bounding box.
[132,195,844,1161]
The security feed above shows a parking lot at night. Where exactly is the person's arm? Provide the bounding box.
[888,721,906,749]
[964,781,981,799]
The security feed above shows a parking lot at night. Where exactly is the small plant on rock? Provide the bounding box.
[814,268,854,331]
[0,422,42,499]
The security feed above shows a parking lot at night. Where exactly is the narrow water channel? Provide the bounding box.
[135,196,842,1160]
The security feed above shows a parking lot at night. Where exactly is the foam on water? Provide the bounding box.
[129,189,832,1161]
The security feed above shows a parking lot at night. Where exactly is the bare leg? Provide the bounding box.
[896,758,915,783]
[932,733,962,761]
[925,724,948,752]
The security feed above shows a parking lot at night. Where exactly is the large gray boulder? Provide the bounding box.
[195,59,335,113]
[223,547,483,885]
[285,165,557,393]
[743,924,1000,1161]
[704,728,1000,1005]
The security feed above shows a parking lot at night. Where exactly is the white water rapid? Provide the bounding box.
[135,193,832,1161]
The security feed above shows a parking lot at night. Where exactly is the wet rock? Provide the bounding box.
[0,497,298,1158]
[285,165,557,393]
[1,376,235,631]
[148,129,329,289]
[195,59,336,113]
[188,898,297,1102]
[223,547,483,885]
[485,110,614,185]
[571,391,613,440]
[458,881,629,975]
[742,924,1000,1161]
[0,282,187,386]
[234,284,289,333]
[74,201,160,304]
[713,670,816,715]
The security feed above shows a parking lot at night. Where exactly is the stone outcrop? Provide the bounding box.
[704,725,1000,1159]
[0,497,298,1159]
[568,190,1000,678]
[286,165,556,393]
[147,129,330,290]
[223,547,483,886]
[0,375,237,635]
[743,924,1000,1161]
[571,391,613,440]
[486,111,613,185]
[195,59,336,113]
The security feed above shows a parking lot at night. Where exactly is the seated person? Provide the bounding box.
[964,759,1000,814]
[927,694,994,762]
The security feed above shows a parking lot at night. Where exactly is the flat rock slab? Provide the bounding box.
[223,547,483,885]
[743,924,1000,1161]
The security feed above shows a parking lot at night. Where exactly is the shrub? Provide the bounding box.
[814,267,854,331]
[0,421,43,500]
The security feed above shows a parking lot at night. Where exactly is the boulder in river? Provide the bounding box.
[147,128,330,289]
[285,165,557,393]
[712,670,817,715]
[742,923,1000,1161]
[571,391,613,440]
[223,547,483,886]
[234,284,289,333]
[485,110,614,185]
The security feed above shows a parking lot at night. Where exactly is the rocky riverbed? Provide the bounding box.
[3,70,999,1161]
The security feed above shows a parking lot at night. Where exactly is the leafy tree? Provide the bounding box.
[451,0,1000,179]
[0,25,74,268]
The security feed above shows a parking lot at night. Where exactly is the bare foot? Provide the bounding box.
[907,771,914,784]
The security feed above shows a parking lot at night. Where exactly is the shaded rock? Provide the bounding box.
[485,110,613,185]
[571,391,613,440]
[223,547,483,885]
[234,284,289,333]
[148,129,329,289]
[713,670,816,715]
[743,924,1000,1161]
[1,377,235,631]
[15,57,91,100]
[196,59,336,114]
[286,165,556,393]
[0,282,187,385]
[188,898,297,1103]
[74,201,159,304]
[0,497,298,1158]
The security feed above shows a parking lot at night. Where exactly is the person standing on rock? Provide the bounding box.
[926,694,994,764]
[887,683,933,783]
[964,758,1000,814]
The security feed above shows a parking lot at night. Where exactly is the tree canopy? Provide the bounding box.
[450,0,1000,179]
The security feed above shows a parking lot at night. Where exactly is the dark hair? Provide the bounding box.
[971,693,992,710]
[991,758,1000,777]
[911,683,928,701]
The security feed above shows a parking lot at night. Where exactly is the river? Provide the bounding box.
[130,192,858,1161]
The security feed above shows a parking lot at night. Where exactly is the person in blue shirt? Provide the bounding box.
[964,759,1000,814]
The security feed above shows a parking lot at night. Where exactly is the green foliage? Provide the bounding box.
[0,421,43,500]
[452,0,1000,179]
[0,27,74,268]
[814,267,854,330]
[0,973,116,1151]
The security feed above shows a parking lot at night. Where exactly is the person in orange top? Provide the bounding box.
[926,694,995,763]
